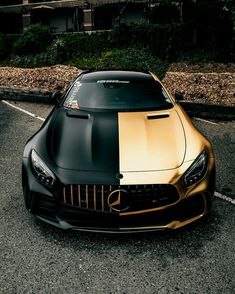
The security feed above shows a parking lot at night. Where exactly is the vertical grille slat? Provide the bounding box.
[70,185,74,206]
[78,185,81,208]
[101,185,104,212]
[63,187,66,204]
[85,185,89,209]
[62,184,179,213]
[93,185,96,210]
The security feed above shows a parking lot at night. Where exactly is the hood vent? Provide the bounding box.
[66,110,90,119]
[147,113,169,120]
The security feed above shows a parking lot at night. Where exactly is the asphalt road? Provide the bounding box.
[0,101,234,294]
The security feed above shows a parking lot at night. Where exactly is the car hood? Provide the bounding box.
[51,109,119,173]
[50,108,185,172]
[118,109,186,172]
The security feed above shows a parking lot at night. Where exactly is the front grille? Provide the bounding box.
[62,184,179,214]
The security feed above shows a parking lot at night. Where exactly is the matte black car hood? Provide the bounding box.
[51,108,119,172]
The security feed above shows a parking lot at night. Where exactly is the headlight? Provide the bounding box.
[184,150,208,186]
[31,150,56,187]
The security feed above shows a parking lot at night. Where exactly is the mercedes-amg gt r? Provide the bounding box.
[22,70,215,232]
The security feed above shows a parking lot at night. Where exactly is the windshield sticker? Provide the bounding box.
[70,100,80,109]
[97,80,130,84]
[65,81,82,105]
[65,100,80,110]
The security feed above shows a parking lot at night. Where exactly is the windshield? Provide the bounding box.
[63,79,173,111]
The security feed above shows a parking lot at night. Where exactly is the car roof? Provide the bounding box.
[79,70,154,82]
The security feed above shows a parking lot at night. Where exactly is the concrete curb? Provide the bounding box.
[179,101,235,121]
[0,87,235,121]
[0,87,52,104]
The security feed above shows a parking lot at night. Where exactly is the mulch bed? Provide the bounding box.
[0,64,234,106]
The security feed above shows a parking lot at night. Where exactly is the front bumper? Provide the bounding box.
[22,158,215,233]
[27,190,213,232]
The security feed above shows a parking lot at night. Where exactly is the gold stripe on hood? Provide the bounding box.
[118,109,186,175]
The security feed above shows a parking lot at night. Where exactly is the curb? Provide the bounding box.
[0,87,235,121]
[0,87,53,104]
[179,101,235,121]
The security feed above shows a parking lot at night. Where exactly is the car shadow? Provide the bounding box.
[34,200,224,260]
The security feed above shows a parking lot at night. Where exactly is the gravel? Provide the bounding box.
[0,64,234,106]
[163,72,235,106]
[0,65,81,92]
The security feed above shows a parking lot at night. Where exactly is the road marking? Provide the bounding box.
[2,100,45,122]
[214,191,235,205]
[194,117,218,125]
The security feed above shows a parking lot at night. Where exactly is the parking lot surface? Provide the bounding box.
[0,101,234,294]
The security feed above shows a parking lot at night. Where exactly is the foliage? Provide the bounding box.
[9,52,54,68]
[0,35,16,59]
[109,23,133,48]
[2,2,235,68]
[108,23,198,60]
[0,36,8,58]
[183,0,234,60]
[68,47,168,79]
[13,24,52,55]
[49,31,111,62]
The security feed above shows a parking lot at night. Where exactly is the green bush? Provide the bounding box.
[68,47,168,79]
[0,36,7,58]
[13,24,52,55]
[4,19,234,67]
[9,52,55,68]
[109,23,186,60]
[0,35,16,59]
[109,23,133,48]
[50,31,111,62]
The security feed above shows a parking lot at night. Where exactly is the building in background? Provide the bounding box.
[0,0,234,37]
[0,0,184,34]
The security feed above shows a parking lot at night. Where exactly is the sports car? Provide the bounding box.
[22,70,215,232]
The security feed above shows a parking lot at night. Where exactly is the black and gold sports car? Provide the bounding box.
[22,70,215,232]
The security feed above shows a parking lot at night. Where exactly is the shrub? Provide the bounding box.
[109,23,186,60]
[68,47,168,79]
[9,52,55,68]
[109,23,133,48]
[50,31,111,62]
[0,36,7,58]
[0,35,16,59]
[13,24,52,55]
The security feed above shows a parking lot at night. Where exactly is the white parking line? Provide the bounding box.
[194,117,218,125]
[2,100,45,122]
[214,191,235,205]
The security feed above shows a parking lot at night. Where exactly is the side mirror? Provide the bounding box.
[174,91,184,103]
[51,91,62,104]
